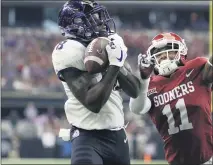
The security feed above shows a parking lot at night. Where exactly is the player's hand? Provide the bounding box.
[106,39,127,67]
[108,34,128,53]
[138,53,155,79]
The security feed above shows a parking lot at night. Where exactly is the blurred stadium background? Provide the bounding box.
[1,0,212,164]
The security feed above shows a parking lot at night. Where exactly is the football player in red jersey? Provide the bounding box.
[129,32,212,165]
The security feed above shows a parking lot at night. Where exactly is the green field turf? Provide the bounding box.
[2,158,167,164]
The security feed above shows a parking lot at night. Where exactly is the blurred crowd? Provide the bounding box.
[1,28,209,93]
[2,101,164,159]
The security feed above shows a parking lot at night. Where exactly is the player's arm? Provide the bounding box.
[53,40,127,113]
[61,66,120,113]
[117,62,140,98]
[202,56,213,84]
[129,54,155,114]
[129,78,152,114]
[108,34,140,98]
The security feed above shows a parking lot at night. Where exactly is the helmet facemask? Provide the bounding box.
[147,39,187,76]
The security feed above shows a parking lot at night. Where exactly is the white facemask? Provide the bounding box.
[155,59,179,76]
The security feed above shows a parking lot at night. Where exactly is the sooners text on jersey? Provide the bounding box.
[148,57,212,164]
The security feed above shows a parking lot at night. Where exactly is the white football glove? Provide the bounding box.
[138,53,155,79]
[108,33,128,52]
[58,128,70,141]
[106,39,127,67]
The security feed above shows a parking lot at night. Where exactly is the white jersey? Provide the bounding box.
[52,34,126,130]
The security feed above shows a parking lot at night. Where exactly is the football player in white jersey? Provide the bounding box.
[52,0,140,164]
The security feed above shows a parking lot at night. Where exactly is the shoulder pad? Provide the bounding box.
[52,40,86,73]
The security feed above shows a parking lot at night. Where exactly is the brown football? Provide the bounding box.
[84,37,110,74]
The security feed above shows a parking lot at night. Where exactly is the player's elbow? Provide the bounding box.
[85,98,102,113]
[134,87,140,98]
[129,88,140,98]
[89,107,101,113]
[86,103,102,113]
[125,90,139,99]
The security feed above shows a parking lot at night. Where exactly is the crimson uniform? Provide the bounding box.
[147,57,212,164]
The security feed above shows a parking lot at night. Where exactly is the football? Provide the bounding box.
[84,37,110,74]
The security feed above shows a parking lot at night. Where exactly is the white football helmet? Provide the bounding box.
[147,32,188,76]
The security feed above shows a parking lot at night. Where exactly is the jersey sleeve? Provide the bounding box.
[129,78,151,114]
[52,40,86,74]
[188,57,208,70]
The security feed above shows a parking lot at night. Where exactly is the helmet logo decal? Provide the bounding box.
[161,33,175,40]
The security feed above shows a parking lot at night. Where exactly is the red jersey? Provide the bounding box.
[147,57,212,164]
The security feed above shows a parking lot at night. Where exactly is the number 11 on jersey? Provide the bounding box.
[162,98,193,135]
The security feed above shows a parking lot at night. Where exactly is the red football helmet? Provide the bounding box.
[147,32,188,76]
